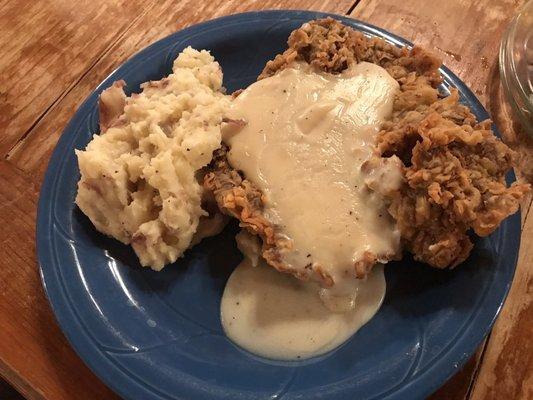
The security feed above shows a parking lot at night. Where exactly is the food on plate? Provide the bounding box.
[75,18,529,361]
[220,231,385,360]
[377,92,528,268]
[76,47,230,269]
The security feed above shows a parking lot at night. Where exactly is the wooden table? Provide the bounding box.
[1,0,531,399]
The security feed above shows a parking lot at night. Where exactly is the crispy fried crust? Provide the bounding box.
[205,18,529,277]
[203,145,310,279]
[259,18,442,88]
[378,91,529,267]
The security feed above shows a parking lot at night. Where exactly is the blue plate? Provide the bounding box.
[37,10,521,400]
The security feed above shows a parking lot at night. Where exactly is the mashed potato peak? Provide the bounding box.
[75,47,230,270]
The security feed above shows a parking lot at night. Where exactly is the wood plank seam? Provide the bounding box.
[346,0,363,14]
[5,1,157,161]
[465,338,490,400]
[0,359,45,400]
[521,198,533,226]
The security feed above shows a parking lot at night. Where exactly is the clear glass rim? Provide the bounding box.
[499,4,533,134]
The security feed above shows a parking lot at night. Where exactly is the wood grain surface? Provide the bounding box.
[0,0,148,156]
[0,160,120,400]
[0,0,531,399]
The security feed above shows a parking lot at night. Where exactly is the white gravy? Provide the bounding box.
[223,62,401,287]
[221,257,385,360]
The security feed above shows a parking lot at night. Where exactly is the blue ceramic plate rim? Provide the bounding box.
[36,10,520,400]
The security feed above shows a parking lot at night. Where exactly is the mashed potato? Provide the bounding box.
[75,47,230,270]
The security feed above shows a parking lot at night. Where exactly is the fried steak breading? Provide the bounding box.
[204,145,300,278]
[204,18,529,278]
[378,92,529,267]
